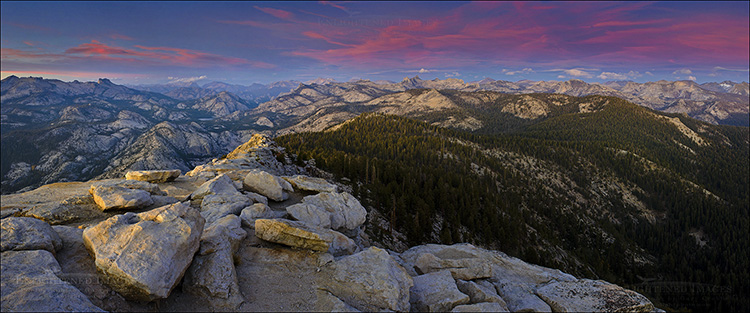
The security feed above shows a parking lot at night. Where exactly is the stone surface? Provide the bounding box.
[191,174,238,200]
[243,191,268,205]
[89,185,154,211]
[410,270,470,312]
[242,169,288,201]
[282,175,338,193]
[317,247,413,312]
[494,283,552,312]
[315,290,361,312]
[456,279,508,308]
[184,215,246,310]
[451,302,509,312]
[535,279,655,313]
[1,250,104,312]
[298,192,367,231]
[125,169,181,183]
[200,192,251,226]
[1,217,62,254]
[90,179,165,195]
[239,203,276,228]
[82,202,205,301]
[415,251,493,280]
[254,218,355,256]
[20,195,104,225]
[286,202,331,229]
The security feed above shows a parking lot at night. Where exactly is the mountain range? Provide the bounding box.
[1,75,748,311]
[1,75,748,195]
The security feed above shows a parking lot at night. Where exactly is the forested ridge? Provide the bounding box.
[277,95,748,312]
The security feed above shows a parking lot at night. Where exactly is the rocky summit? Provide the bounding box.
[0,134,662,312]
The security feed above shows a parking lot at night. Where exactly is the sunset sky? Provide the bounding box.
[2,1,748,85]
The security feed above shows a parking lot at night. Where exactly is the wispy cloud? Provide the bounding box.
[4,40,275,69]
[597,70,641,80]
[503,68,534,75]
[255,6,295,20]
[672,68,692,75]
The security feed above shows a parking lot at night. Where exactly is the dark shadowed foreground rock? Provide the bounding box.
[184,215,246,310]
[317,247,413,312]
[125,169,181,183]
[254,218,356,256]
[1,250,104,312]
[451,302,509,312]
[535,279,655,312]
[1,217,62,254]
[82,202,204,301]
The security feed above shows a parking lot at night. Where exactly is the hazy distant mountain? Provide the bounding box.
[1,76,256,194]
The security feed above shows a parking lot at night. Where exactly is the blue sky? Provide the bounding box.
[2,1,748,85]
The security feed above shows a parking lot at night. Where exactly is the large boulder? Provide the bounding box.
[239,203,277,228]
[286,203,331,229]
[282,175,338,193]
[254,218,356,256]
[317,247,413,312]
[242,169,289,201]
[1,250,104,312]
[410,270,470,312]
[125,169,181,183]
[455,279,508,308]
[184,215,246,310]
[494,283,552,312]
[200,193,251,226]
[415,252,492,280]
[89,185,154,211]
[535,279,655,312]
[190,174,238,200]
[288,192,367,232]
[82,202,205,301]
[192,174,252,226]
[1,217,62,254]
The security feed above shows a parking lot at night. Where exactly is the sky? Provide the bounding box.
[1,1,748,85]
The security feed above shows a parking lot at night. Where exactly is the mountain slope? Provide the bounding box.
[276,102,748,311]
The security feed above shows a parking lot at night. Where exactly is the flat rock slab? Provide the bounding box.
[82,202,204,301]
[1,250,104,312]
[19,195,104,225]
[125,170,181,183]
[317,247,413,312]
[254,218,355,256]
[283,175,338,193]
[410,270,470,312]
[90,179,165,195]
[90,185,154,211]
[535,279,655,312]
[1,216,62,254]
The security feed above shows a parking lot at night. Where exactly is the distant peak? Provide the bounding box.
[97,78,113,85]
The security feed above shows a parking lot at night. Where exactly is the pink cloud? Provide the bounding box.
[109,33,135,40]
[254,6,295,20]
[5,40,275,69]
